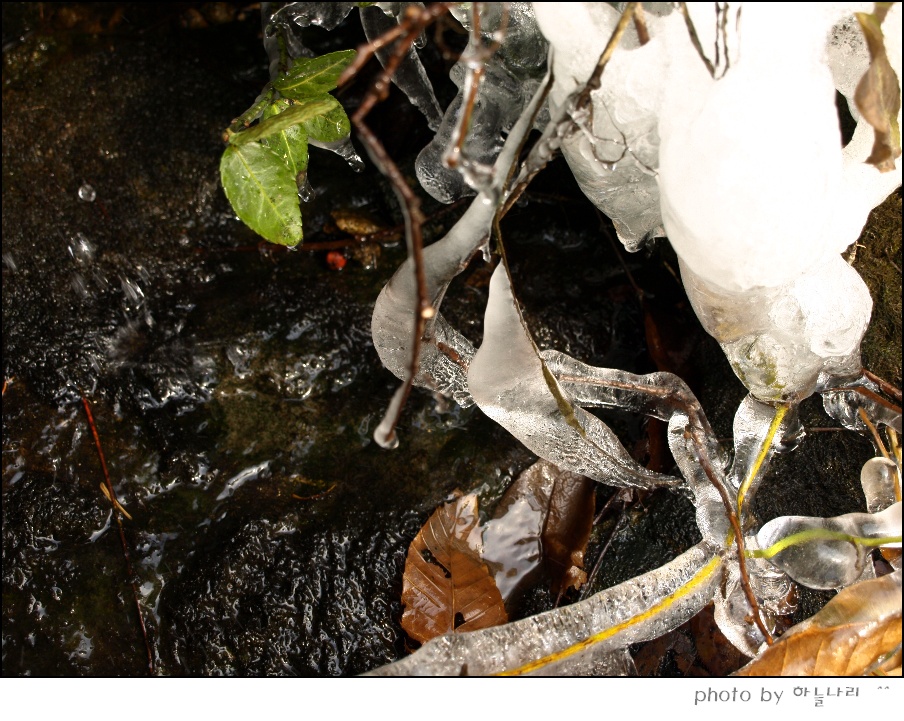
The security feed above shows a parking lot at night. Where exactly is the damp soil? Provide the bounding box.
[2,3,898,677]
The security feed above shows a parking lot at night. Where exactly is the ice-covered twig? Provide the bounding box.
[342,3,455,447]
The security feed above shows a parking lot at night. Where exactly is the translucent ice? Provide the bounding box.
[680,255,872,402]
[415,2,548,203]
[366,543,720,676]
[860,457,900,514]
[371,72,549,407]
[757,502,902,590]
[468,264,678,490]
[533,2,671,249]
[360,4,443,131]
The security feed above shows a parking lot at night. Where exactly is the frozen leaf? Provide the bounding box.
[273,49,357,99]
[542,470,596,595]
[468,264,679,490]
[370,543,722,676]
[855,5,902,172]
[401,493,507,644]
[736,570,902,676]
[220,143,303,246]
[755,503,902,590]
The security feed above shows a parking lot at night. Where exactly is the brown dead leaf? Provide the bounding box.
[736,571,902,676]
[401,493,507,644]
[855,4,902,172]
[543,470,596,595]
[482,460,595,604]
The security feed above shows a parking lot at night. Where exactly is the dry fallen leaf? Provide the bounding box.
[855,4,902,172]
[401,493,507,644]
[736,570,902,676]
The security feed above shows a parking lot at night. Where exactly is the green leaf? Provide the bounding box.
[226,97,338,146]
[273,49,356,100]
[220,143,303,246]
[301,102,351,144]
[261,102,310,177]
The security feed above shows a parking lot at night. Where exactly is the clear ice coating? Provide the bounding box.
[467,263,678,490]
[729,395,802,525]
[680,255,872,403]
[360,3,443,131]
[366,543,720,676]
[533,2,671,249]
[371,70,549,411]
[756,502,902,590]
[860,457,900,514]
[527,3,902,404]
[414,2,548,203]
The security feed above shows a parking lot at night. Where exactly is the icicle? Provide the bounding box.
[415,2,549,203]
[861,457,899,514]
[360,3,443,131]
[366,543,721,676]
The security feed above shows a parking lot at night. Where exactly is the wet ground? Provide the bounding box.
[2,4,898,677]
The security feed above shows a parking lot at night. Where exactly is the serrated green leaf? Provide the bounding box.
[226,97,338,146]
[261,102,310,177]
[220,143,303,246]
[302,102,351,144]
[273,49,356,100]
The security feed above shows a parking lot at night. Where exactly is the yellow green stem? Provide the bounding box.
[498,555,722,676]
[737,404,788,516]
[747,529,902,559]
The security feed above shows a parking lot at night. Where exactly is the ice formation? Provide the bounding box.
[260,0,904,674]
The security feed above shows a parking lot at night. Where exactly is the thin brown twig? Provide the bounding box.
[864,368,903,404]
[632,3,650,45]
[81,397,155,674]
[344,3,453,445]
[689,425,774,646]
[443,2,508,172]
[2,377,9,395]
[292,483,337,501]
[575,3,638,112]
[580,502,629,601]
[677,2,716,78]
[859,407,892,460]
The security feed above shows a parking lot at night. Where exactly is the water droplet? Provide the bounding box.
[78,184,96,202]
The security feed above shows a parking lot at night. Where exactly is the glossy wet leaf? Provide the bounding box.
[483,460,594,603]
[401,493,507,644]
[261,102,309,178]
[302,103,351,144]
[541,466,596,595]
[226,97,339,146]
[855,5,902,172]
[220,143,303,246]
[736,570,902,676]
[273,49,356,100]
